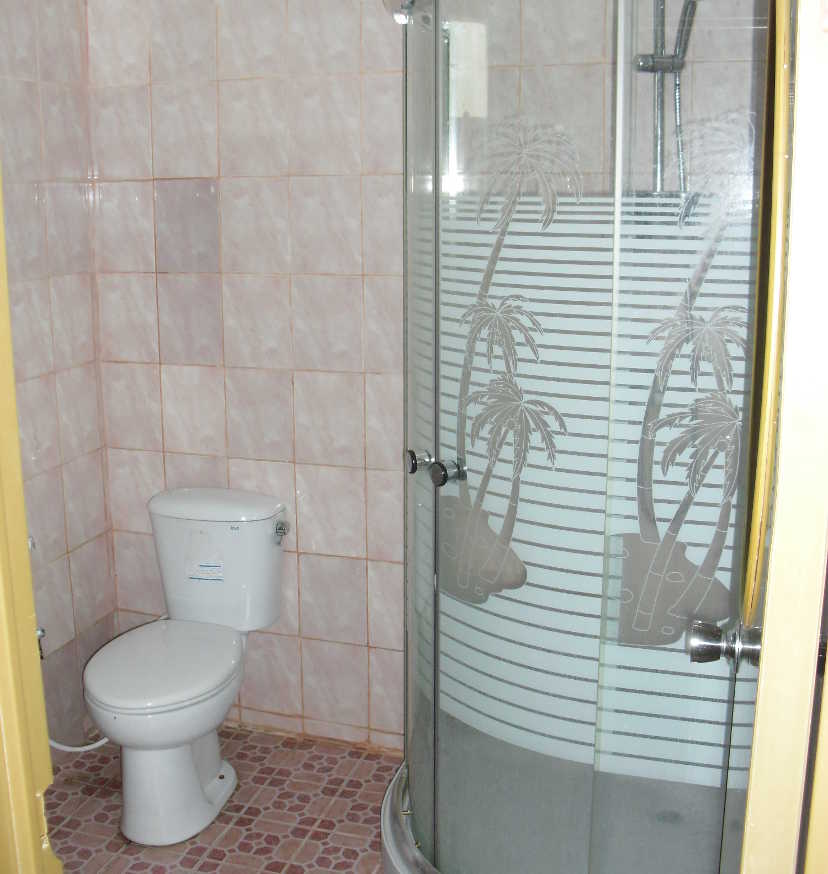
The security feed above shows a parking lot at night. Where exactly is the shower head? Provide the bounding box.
[674,0,699,63]
[636,0,699,73]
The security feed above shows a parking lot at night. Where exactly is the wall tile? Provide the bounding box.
[78,610,117,668]
[101,363,162,451]
[56,364,101,461]
[50,275,94,370]
[217,0,288,78]
[90,86,152,180]
[226,368,293,461]
[158,274,223,365]
[369,730,403,752]
[9,280,53,381]
[520,65,607,177]
[45,183,90,275]
[0,80,42,181]
[155,179,220,273]
[361,74,402,174]
[107,448,164,533]
[369,647,403,732]
[152,83,218,178]
[445,0,521,66]
[365,372,402,470]
[522,0,607,64]
[367,560,403,650]
[98,273,159,363]
[9,0,410,748]
[16,374,61,479]
[164,452,228,489]
[227,458,296,551]
[0,1,37,78]
[41,639,85,744]
[292,275,362,372]
[223,275,292,369]
[366,470,403,562]
[69,533,113,633]
[241,632,301,715]
[94,182,155,272]
[364,275,403,371]
[150,0,217,82]
[688,1,760,63]
[296,464,365,557]
[288,76,360,175]
[290,176,362,275]
[287,0,360,73]
[293,371,364,467]
[41,84,89,180]
[113,530,166,614]
[361,0,403,72]
[37,0,85,83]
[161,365,226,455]
[24,468,67,565]
[299,554,366,644]
[239,709,303,735]
[87,0,151,86]
[691,61,757,118]
[221,178,290,274]
[117,609,158,632]
[362,175,402,274]
[62,450,107,549]
[4,184,47,282]
[266,550,298,635]
[220,78,289,177]
[301,638,367,726]
[32,557,74,655]
[304,719,368,745]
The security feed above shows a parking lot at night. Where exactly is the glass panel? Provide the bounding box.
[405,3,437,862]
[403,1,774,872]
[592,3,770,874]
[433,2,609,871]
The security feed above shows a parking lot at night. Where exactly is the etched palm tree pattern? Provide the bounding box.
[440,117,579,605]
[620,112,756,645]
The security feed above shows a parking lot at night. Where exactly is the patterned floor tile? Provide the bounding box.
[45,727,401,873]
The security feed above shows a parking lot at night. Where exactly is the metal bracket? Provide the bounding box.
[36,626,45,661]
[273,519,290,545]
[634,53,686,74]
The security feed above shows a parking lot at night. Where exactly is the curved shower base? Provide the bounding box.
[381,763,438,874]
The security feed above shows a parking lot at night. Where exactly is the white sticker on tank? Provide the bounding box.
[188,560,224,583]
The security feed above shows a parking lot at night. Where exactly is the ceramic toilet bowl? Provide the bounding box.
[83,619,245,846]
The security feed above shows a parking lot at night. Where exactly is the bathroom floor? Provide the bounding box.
[46,725,401,873]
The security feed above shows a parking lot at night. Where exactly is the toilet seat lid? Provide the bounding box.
[84,619,243,713]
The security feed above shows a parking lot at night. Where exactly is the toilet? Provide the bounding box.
[83,487,285,847]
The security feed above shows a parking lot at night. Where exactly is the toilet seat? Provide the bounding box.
[84,619,243,715]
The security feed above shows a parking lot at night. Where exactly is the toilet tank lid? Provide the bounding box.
[148,488,285,522]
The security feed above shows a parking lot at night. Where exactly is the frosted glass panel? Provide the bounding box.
[402,1,773,871]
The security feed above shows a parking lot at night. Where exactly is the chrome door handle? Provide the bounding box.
[686,620,761,670]
[430,459,467,488]
[405,449,433,475]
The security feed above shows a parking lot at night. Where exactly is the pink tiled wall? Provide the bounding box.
[0,0,115,745]
[87,0,406,750]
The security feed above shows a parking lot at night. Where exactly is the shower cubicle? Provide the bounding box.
[382,1,775,872]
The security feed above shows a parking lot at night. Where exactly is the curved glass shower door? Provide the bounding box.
[402,1,773,872]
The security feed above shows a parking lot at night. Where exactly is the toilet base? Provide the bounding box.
[120,730,237,846]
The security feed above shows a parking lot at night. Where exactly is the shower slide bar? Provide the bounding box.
[635,0,699,193]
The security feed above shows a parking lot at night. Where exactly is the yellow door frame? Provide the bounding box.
[0,171,62,872]
[0,4,825,873]
[741,0,828,871]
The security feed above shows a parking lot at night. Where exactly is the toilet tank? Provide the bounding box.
[148,488,285,631]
